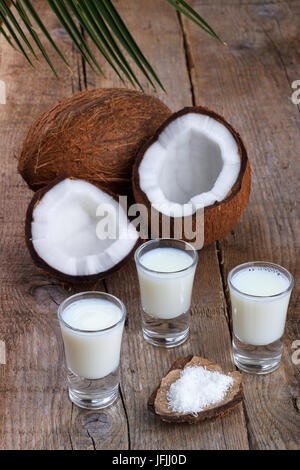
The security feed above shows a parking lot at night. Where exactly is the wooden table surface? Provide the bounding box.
[0,0,299,450]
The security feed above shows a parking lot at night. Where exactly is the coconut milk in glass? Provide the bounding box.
[58,292,126,409]
[135,239,198,348]
[228,262,294,374]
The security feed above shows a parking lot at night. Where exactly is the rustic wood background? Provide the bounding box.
[0,0,299,450]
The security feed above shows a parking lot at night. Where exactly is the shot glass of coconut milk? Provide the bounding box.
[58,291,126,409]
[135,239,198,348]
[228,262,294,374]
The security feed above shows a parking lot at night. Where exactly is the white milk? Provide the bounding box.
[137,247,196,319]
[230,267,291,346]
[60,298,124,379]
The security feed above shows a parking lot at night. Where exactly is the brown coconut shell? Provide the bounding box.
[148,355,243,424]
[19,88,171,196]
[132,106,251,247]
[25,175,140,284]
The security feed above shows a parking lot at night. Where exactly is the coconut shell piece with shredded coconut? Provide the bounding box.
[148,355,243,424]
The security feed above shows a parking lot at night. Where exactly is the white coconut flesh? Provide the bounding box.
[138,113,241,217]
[30,178,139,277]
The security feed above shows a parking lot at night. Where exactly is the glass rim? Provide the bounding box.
[227,261,294,300]
[57,291,126,334]
[134,238,198,275]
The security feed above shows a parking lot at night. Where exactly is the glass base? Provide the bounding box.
[68,385,119,410]
[232,335,282,375]
[142,327,189,348]
[67,367,120,410]
[233,355,281,375]
[141,308,190,348]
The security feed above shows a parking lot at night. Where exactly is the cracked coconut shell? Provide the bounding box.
[132,106,251,247]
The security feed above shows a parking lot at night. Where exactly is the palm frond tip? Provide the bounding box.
[0,0,222,90]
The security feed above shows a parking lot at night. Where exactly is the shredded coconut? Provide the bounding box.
[167,366,234,414]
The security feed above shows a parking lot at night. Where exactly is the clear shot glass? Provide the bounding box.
[134,238,198,348]
[58,291,126,410]
[228,261,294,374]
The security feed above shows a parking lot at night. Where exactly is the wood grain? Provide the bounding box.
[0,0,299,450]
[0,1,128,450]
[183,0,300,449]
[85,0,249,450]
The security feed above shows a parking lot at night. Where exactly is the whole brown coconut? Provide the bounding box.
[18,88,171,195]
[132,106,251,247]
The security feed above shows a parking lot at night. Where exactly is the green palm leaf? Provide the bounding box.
[0,0,222,90]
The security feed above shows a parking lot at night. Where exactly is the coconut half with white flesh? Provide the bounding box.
[25,177,139,283]
[133,107,251,247]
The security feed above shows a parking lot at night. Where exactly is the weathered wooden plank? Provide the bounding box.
[105,255,249,450]
[183,0,300,449]
[86,0,249,450]
[0,2,128,450]
[1,0,298,451]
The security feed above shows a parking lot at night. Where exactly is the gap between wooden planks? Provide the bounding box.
[83,0,249,450]
[0,0,128,450]
[0,0,299,450]
[182,0,300,449]
[84,0,300,449]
